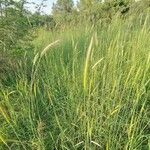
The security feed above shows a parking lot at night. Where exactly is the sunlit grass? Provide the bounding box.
[0,15,150,149]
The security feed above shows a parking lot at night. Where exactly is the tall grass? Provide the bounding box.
[0,15,150,150]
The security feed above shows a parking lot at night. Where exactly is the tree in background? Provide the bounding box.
[0,0,30,52]
[0,0,55,53]
[77,0,106,23]
[52,0,74,14]
[29,0,54,28]
[77,0,99,11]
[0,0,31,81]
[52,0,75,27]
[76,0,136,23]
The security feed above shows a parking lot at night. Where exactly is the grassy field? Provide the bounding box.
[0,15,150,150]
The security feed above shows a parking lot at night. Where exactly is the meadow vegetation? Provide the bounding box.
[0,0,150,149]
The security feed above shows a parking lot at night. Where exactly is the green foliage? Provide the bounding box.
[29,13,56,30]
[52,0,75,26]
[0,0,33,85]
[52,0,74,14]
[52,0,149,25]
[0,0,150,149]
[0,15,150,149]
[130,0,150,14]
[77,0,99,11]
[0,0,30,52]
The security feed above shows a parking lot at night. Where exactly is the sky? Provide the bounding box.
[26,0,78,14]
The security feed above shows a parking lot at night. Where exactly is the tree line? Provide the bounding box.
[0,0,150,53]
[52,0,150,26]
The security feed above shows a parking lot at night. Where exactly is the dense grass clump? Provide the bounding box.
[0,15,150,150]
